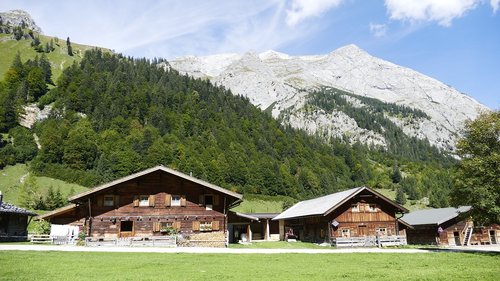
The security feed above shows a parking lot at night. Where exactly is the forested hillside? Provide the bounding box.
[0,49,456,209]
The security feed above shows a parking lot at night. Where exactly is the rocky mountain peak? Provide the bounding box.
[169,45,489,152]
[0,10,42,33]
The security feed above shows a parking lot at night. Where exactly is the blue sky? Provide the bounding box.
[1,0,499,109]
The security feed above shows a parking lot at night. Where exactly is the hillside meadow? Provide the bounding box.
[0,251,498,281]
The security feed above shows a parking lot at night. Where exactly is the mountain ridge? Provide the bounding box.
[170,45,489,152]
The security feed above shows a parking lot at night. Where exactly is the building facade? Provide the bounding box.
[273,186,409,246]
[38,166,242,246]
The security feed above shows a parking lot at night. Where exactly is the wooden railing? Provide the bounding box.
[30,234,53,244]
[333,235,407,247]
[85,236,177,247]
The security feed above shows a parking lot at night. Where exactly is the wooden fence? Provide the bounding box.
[334,235,407,247]
[85,236,177,247]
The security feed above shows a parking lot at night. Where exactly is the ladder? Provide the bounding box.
[463,226,473,246]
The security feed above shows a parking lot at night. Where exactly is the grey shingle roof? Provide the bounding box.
[273,187,362,220]
[0,202,37,216]
[273,186,407,220]
[401,206,472,226]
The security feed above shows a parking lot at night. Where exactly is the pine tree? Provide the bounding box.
[391,163,402,183]
[66,37,73,56]
[395,187,407,205]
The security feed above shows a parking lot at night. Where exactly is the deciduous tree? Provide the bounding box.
[452,111,499,224]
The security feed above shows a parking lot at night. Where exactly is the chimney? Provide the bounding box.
[0,190,3,206]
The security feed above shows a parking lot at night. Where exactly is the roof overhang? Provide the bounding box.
[69,166,242,202]
[36,204,77,220]
[234,212,260,221]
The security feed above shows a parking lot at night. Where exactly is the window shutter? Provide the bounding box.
[174,221,181,230]
[180,195,187,207]
[165,194,171,207]
[199,195,204,205]
[153,222,160,232]
[214,195,220,206]
[192,221,200,231]
[212,220,220,231]
[149,195,155,207]
[97,196,103,207]
[114,195,120,207]
[133,196,139,207]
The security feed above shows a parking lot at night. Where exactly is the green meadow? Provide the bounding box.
[0,251,498,281]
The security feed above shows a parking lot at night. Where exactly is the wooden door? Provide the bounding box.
[120,221,134,237]
[358,225,367,237]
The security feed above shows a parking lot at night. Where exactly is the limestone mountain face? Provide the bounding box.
[169,45,489,151]
[0,9,42,33]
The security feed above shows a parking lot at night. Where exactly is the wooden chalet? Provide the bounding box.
[401,206,500,246]
[273,186,409,247]
[38,166,242,247]
[0,191,37,242]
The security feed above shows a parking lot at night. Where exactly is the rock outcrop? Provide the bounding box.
[0,9,42,33]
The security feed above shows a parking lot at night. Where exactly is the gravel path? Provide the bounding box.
[1,244,498,254]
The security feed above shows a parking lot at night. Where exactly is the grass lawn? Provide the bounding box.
[229,241,331,249]
[0,251,498,281]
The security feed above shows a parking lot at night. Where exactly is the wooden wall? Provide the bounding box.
[0,213,29,241]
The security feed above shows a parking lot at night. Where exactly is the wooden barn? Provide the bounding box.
[401,206,500,246]
[228,212,280,243]
[0,191,37,242]
[38,166,242,247]
[273,186,409,247]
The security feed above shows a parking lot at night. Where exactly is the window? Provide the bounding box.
[377,228,387,236]
[368,204,377,212]
[103,195,115,207]
[351,204,359,212]
[341,229,350,238]
[139,195,149,206]
[204,195,213,210]
[171,195,181,206]
[120,221,133,232]
[200,221,213,232]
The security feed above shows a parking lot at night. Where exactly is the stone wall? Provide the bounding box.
[178,231,225,248]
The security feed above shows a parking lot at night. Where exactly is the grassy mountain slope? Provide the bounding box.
[0,163,86,206]
[0,31,109,81]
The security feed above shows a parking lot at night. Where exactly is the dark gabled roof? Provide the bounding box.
[401,206,472,226]
[0,202,37,216]
[69,165,242,202]
[273,186,408,220]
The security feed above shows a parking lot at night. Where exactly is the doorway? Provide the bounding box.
[120,221,134,237]
[490,230,497,244]
[453,231,460,246]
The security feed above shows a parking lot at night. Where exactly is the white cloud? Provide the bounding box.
[369,23,387,37]
[286,0,342,26]
[384,0,480,26]
[492,0,500,13]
